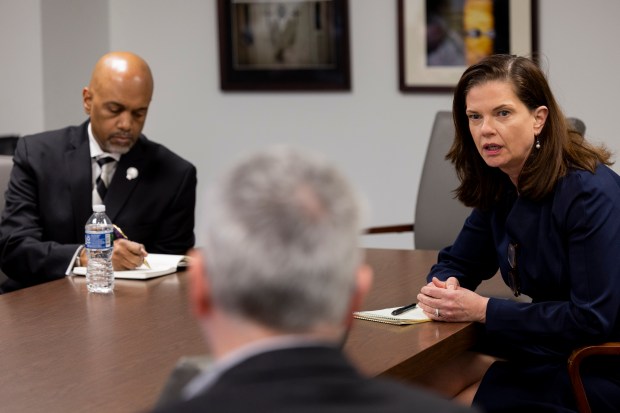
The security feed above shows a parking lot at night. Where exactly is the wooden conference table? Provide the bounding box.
[0,248,483,413]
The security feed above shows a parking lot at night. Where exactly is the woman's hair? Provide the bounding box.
[449,54,612,209]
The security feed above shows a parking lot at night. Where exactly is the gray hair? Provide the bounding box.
[201,146,364,332]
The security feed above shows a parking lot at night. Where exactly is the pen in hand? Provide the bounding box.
[391,302,417,316]
[112,224,151,269]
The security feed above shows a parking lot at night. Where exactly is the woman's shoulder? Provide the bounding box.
[555,164,620,202]
[561,164,620,186]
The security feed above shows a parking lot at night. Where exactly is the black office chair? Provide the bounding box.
[0,154,14,290]
[0,135,19,156]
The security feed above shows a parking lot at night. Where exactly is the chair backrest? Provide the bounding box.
[0,155,14,287]
[0,155,13,216]
[567,117,586,135]
[0,135,19,156]
[414,111,471,250]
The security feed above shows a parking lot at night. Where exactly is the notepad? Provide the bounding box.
[353,306,431,325]
[73,253,190,280]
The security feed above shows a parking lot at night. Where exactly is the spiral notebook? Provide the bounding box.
[353,306,431,325]
[73,253,190,280]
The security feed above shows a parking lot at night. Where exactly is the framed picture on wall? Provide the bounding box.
[217,0,351,91]
[398,0,538,93]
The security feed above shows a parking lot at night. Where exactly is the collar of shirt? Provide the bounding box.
[182,335,337,400]
[88,122,121,162]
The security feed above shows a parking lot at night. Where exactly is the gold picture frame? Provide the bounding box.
[398,0,538,93]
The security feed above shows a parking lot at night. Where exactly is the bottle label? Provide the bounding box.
[85,231,113,249]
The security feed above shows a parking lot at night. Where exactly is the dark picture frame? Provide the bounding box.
[217,0,351,91]
[398,0,538,93]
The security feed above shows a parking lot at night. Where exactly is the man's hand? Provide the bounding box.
[80,239,148,270]
[111,238,148,270]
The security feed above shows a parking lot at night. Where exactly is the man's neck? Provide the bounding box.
[203,314,342,361]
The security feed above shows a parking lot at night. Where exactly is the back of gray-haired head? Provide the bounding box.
[202,146,364,332]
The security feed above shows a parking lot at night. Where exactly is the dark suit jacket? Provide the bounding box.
[429,164,620,358]
[0,121,196,288]
[151,346,477,413]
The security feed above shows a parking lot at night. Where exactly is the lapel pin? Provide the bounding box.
[126,167,139,181]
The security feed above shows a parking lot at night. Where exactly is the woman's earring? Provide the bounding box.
[535,137,541,150]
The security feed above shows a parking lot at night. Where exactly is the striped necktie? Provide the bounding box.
[96,156,115,201]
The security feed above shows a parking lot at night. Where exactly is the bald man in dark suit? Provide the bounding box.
[0,52,196,292]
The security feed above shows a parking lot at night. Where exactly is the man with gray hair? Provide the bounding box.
[153,146,476,413]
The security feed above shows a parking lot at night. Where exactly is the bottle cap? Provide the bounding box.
[93,204,106,213]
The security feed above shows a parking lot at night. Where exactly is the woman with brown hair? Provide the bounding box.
[417,54,620,412]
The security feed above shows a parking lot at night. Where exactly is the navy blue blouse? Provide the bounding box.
[429,164,620,359]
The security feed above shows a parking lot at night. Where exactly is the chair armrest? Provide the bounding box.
[363,223,414,234]
[568,342,620,413]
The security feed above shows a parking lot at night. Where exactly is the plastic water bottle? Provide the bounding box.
[85,204,114,293]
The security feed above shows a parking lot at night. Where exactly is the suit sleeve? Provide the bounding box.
[427,208,500,290]
[0,139,80,286]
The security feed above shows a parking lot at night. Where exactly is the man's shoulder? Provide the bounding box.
[137,136,195,172]
[154,378,476,413]
[363,377,478,412]
[21,123,87,149]
[150,347,476,413]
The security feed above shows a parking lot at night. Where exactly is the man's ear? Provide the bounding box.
[82,87,92,115]
[188,249,212,318]
[348,263,373,316]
